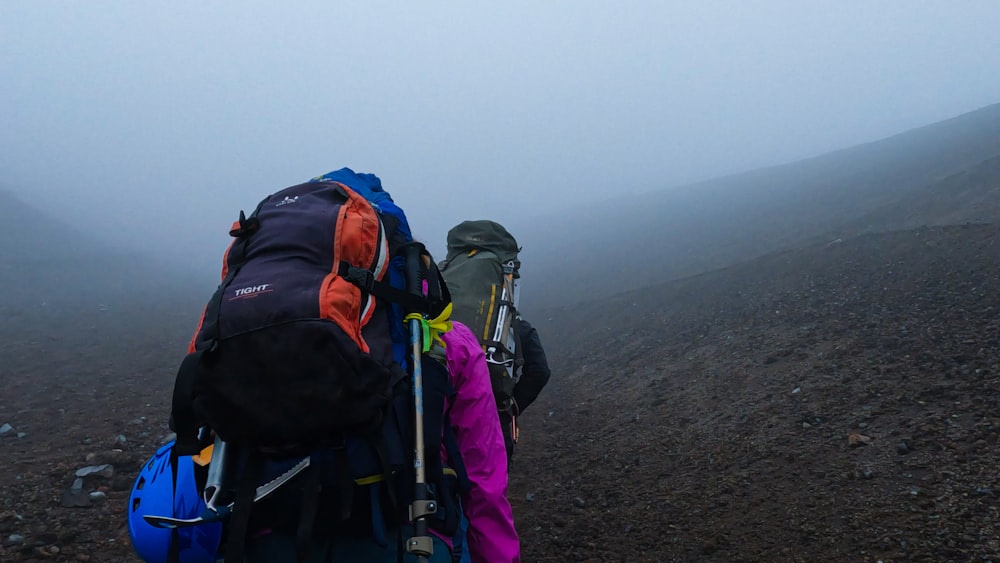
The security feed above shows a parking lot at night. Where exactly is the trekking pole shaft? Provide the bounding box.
[404,245,428,489]
[403,243,432,561]
[202,436,230,511]
[408,323,433,561]
[410,318,427,486]
[492,287,509,343]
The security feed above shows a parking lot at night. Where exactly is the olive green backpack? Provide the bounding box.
[439,220,522,413]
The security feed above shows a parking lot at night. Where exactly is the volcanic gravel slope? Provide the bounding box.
[509,223,1000,562]
[1,223,999,562]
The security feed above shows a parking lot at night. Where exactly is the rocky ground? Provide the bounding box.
[510,223,1000,562]
[2,223,999,562]
[0,297,199,562]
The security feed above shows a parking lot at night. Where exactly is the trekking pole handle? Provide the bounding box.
[404,242,425,299]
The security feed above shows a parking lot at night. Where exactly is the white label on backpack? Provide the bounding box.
[230,284,273,300]
[275,196,299,207]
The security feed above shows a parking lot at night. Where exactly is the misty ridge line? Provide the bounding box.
[2,101,1000,317]
[511,101,1000,313]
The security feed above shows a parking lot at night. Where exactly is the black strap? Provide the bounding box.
[228,194,270,237]
[396,524,405,563]
[166,445,182,563]
[378,212,408,255]
[512,316,525,371]
[334,447,355,521]
[368,482,388,548]
[442,424,470,495]
[295,464,321,562]
[372,439,398,527]
[339,261,434,315]
[170,351,205,456]
[224,452,266,563]
[228,210,259,237]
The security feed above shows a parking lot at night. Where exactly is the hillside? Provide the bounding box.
[514,103,1000,310]
[2,222,996,561]
[0,190,206,452]
[510,222,1000,562]
[0,189,202,309]
[835,153,1000,236]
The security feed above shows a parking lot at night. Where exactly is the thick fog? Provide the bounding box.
[3,1,1000,282]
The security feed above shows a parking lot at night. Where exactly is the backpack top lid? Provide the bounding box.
[444,220,520,265]
[312,167,412,242]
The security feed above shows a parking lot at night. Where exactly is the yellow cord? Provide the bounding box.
[404,302,453,352]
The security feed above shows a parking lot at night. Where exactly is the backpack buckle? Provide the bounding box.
[342,264,376,292]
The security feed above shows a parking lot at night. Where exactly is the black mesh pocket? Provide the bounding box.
[191,320,397,450]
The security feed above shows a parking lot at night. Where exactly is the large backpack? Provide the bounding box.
[439,220,522,413]
[159,170,464,563]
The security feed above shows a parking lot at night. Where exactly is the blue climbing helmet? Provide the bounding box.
[127,441,222,563]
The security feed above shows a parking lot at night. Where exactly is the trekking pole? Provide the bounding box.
[202,435,232,514]
[404,243,435,562]
[488,261,518,379]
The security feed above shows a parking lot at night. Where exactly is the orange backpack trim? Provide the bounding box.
[319,182,388,354]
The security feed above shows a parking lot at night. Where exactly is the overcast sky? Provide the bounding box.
[3,1,1000,277]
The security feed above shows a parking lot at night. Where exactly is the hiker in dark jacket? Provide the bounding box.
[437,219,553,465]
[438,220,549,563]
[500,317,551,462]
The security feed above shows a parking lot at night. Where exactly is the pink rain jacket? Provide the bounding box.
[441,322,521,563]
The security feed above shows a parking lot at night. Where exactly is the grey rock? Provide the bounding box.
[60,486,91,508]
[572,497,586,508]
[75,464,114,479]
[88,491,107,503]
[3,534,25,547]
[0,423,14,437]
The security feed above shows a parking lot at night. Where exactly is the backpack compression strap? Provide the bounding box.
[340,242,452,320]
